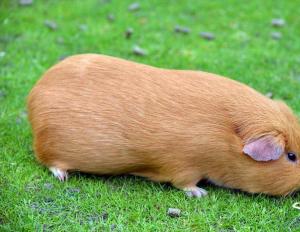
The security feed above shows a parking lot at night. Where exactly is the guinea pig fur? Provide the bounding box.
[27,54,300,197]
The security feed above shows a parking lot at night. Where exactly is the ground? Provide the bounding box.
[1,0,300,231]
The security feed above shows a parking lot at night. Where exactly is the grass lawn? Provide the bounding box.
[1,0,300,231]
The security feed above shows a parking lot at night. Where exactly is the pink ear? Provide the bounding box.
[243,136,284,161]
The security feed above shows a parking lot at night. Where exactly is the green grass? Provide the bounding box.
[1,0,300,231]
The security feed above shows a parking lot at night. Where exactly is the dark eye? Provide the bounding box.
[287,152,297,162]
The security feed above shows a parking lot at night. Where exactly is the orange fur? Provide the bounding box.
[27,54,300,196]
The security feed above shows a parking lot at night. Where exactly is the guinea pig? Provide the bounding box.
[27,54,300,197]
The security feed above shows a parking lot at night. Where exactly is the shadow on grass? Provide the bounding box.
[63,170,300,201]
[69,171,175,191]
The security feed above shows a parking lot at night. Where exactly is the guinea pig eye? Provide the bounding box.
[287,152,297,162]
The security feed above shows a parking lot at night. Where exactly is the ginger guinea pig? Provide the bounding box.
[27,54,300,197]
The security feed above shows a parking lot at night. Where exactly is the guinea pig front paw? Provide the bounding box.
[49,167,68,181]
[184,187,208,198]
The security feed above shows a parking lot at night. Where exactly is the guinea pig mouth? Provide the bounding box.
[287,191,298,197]
[284,187,300,197]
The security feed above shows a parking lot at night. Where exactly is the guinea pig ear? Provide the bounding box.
[243,135,285,161]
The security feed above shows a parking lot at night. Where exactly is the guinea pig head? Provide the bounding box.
[241,102,300,196]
